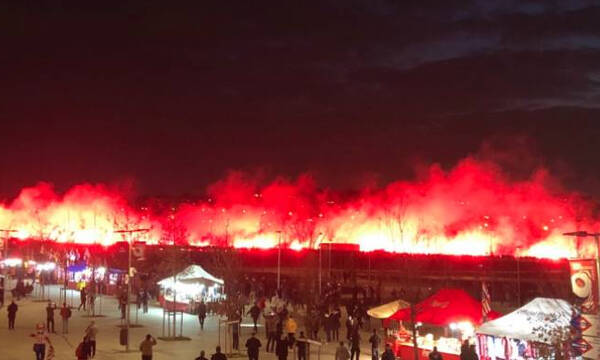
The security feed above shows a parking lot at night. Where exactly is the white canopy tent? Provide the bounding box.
[158,265,224,287]
[367,299,410,319]
[158,265,224,304]
[477,297,572,344]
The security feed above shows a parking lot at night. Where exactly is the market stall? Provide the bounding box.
[63,263,124,295]
[158,264,224,312]
[476,298,572,360]
[385,288,499,360]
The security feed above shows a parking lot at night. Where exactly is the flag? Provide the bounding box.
[482,281,492,321]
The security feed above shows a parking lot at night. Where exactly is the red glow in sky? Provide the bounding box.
[0,158,596,259]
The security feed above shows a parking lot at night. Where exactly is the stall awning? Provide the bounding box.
[158,264,224,287]
[388,288,499,326]
[476,298,572,344]
[368,299,410,319]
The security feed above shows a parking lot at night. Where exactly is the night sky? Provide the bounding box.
[2,1,600,198]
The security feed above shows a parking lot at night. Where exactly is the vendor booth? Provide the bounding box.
[63,263,124,295]
[158,265,224,312]
[476,298,572,360]
[385,288,499,360]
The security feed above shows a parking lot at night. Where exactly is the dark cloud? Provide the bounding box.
[1,1,600,197]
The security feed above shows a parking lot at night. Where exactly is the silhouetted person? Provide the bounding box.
[276,335,289,360]
[139,334,157,360]
[211,346,227,360]
[429,346,443,360]
[197,301,207,330]
[79,287,87,311]
[246,332,262,360]
[381,344,395,360]
[296,332,307,360]
[76,336,92,360]
[369,329,380,360]
[7,300,17,329]
[195,350,208,360]
[350,331,360,360]
[247,303,261,331]
[46,301,56,333]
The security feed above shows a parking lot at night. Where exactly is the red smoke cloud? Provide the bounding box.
[0,158,596,259]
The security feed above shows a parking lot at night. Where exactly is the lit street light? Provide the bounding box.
[276,230,282,290]
[114,228,150,352]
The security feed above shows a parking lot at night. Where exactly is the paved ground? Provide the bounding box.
[0,284,377,360]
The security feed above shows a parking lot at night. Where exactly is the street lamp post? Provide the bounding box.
[516,247,521,307]
[328,239,332,279]
[276,231,282,290]
[114,228,149,352]
[316,232,323,294]
[564,231,600,306]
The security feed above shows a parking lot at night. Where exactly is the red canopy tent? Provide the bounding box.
[387,288,500,326]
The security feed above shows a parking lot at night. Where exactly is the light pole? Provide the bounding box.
[516,246,521,306]
[114,228,149,352]
[316,232,323,294]
[328,239,332,279]
[564,231,600,307]
[276,230,282,290]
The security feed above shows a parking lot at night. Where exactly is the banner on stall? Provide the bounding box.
[570,259,599,315]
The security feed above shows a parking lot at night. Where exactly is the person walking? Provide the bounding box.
[350,330,360,360]
[211,346,227,360]
[75,336,92,360]
[88,292,96,313]
[247,303,261,331]
[276,335,289,360]
[331,308,341,341]
[7,300,17,329]
[85,321,98,357]
[245,332,262,360]
[139,334,157,360]
[197,300,207,330]
[368,329,380,360]
[60,302,71,334]
[381,344,395,360]
[345,316,354,341]
[195,350,208,360]
[46,301,56,333]
[266,314,278,352]
[296,331,308,360]
[335,341,351,360]
[31,323,49,360]
[79,287,87,311]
